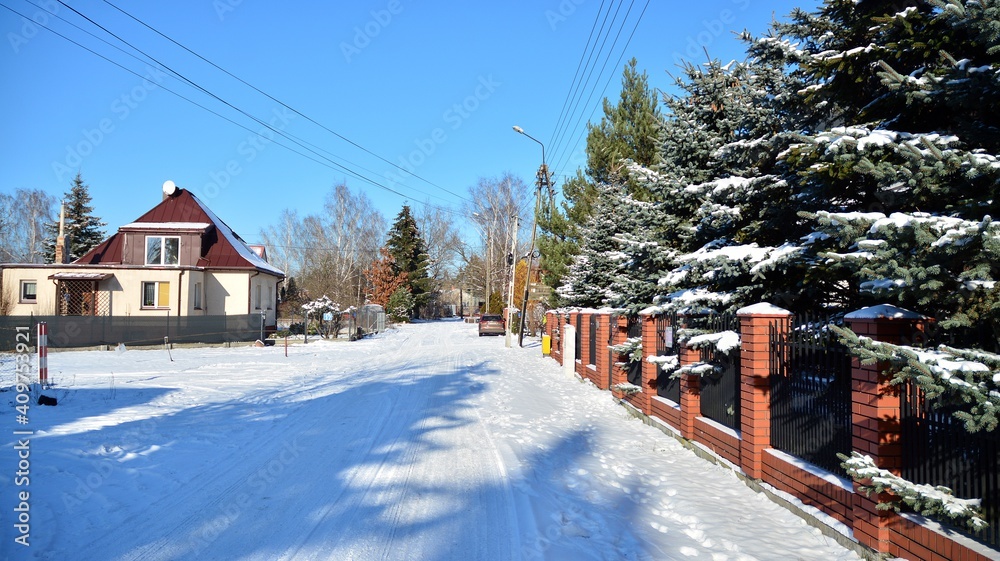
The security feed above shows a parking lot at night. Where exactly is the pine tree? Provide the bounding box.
[386,205,431,318]
[44,173,106,263]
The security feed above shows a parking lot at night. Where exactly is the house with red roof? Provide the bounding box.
[0,182,284,335]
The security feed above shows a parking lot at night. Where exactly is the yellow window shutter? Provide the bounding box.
[158,282,171,307]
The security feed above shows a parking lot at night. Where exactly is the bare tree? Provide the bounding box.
[0,188,56,263]
[415,202,462,315]
[259,183,386,313]
[462,172,530,312]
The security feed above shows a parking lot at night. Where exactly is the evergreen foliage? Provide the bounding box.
[841,451,988,531]
[386,205,432,318]
[537,59,663,302]
[44,173,106,263]
[554,0,1000,530]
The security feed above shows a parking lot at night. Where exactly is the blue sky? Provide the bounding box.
[0,0,815,245]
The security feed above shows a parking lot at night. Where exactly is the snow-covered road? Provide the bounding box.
[1,320,861,560]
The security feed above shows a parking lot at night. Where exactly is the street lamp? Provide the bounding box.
[512,125,549,347]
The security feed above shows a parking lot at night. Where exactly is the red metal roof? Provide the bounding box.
[74,189,282,275]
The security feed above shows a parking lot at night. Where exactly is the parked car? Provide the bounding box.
[478,314,506,336]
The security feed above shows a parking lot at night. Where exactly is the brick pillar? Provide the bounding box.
[844,304,930,553]
[551,312,564,365]
[628,312,654,414]
[736,303,793,479]
[677,316,701,440]
[594,313,612,390]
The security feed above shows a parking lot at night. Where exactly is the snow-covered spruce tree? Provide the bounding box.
[537,58,663,301]
[605,186,674,312]
[762,0,1000,530]
[557,182,629,308]
[630,50,814,313]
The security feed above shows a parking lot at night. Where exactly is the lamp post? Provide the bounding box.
[512,125,549,347]
[505,215,518,348]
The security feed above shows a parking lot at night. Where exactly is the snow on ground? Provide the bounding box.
[0,321,862,561]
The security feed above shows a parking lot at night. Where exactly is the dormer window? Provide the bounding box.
[146,236,180,266]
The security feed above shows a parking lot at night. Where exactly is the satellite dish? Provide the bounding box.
[162,180,178,196]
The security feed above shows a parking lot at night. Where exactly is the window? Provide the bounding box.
[146,236,179,266]
[267,286,273,310]
[142,281,170,308]
[19,280,37,303]
[254,284,262,310]
[193,282,203,309]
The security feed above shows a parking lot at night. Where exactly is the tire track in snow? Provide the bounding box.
[68,336,419,560]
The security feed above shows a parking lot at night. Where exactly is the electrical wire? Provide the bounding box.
[546,0,608,151]
[547,0,623,166]
[49,0,468,213]
[7,0,469,218]
[548,0,638,177]
[98,0,471,204]
[550,0,651,180]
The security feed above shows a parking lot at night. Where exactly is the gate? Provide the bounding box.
[655,313,681,402]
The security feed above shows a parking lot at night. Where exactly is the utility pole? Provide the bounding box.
[505,216,518,348]
[518,163,549,347]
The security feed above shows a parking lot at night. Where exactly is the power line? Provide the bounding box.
[50,0,457,208]
[98,0,471,205]
[546,0,608,150]
[550,0,651,180]
[8,0,469,218]
[548,0,638,176]
[547,0,623,165]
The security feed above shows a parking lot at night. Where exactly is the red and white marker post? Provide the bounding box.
[37,321,48,386]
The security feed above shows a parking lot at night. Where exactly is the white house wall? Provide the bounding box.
[2,266,280,325]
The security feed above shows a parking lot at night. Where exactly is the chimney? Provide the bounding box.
[55,203,70,264]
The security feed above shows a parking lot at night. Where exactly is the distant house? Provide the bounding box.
[0,183,284,333]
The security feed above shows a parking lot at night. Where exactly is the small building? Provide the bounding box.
[0,182,284,345]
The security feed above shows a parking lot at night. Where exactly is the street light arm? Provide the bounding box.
[512,125,546,167]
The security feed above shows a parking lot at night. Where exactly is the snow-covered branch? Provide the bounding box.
[840,452,988,531]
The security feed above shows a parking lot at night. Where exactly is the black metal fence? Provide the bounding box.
[902,382,1000,548]
[589,313,598,366]
[626,315,643,386]
[655,313,681,403]
[0,314,261,350]
[769,314,852,475]
[575,313,582,363]
[693,313,741,431]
